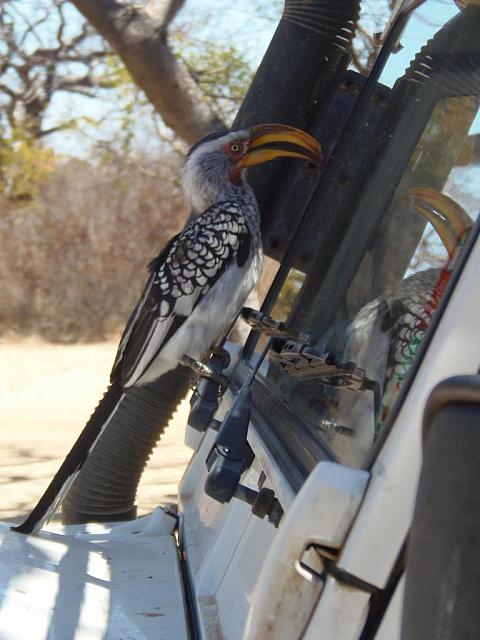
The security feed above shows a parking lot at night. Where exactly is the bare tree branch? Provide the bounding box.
[70,0,224,143]
[14,8,49,48]
[55,71,116,94]
[0,1,117,138]
[0,82,17,100]
[143,0,185,35]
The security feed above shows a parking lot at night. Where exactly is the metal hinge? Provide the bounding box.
[302,543,381,596]
[242,307,377,393]
[270,339,374,391]
[241,307,313,344]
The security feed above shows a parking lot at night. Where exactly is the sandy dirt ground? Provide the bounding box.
[0,338,192,524]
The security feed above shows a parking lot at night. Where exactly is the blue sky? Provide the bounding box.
[379,0,457,86]
[379,0,480,136]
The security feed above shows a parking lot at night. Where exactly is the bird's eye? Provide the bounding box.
[224,141,244,157]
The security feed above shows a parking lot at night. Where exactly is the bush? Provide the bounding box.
[0,153,187,342]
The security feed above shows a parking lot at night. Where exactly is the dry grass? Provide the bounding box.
[0,153,188,342]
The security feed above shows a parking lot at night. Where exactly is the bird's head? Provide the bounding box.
[182,123,324,213]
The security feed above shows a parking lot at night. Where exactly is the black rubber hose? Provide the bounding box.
[402,381,480,639]
[234,0,360,262]
[62,365,192,524]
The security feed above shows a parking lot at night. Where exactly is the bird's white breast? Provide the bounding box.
[136,248,262,386]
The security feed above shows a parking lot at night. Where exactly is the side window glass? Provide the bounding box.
[254,7,480,469]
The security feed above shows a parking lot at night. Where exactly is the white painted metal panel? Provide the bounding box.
[215,496,275,640]
[179,428,243,580]
[303,577,370,640]
[375,575,405,640]
[0,511,188,640]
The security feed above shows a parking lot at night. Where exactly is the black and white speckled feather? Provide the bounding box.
[112,197,262,387]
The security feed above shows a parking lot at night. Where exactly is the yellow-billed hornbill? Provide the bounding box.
[14,124,323,535]
[328,188,473,466]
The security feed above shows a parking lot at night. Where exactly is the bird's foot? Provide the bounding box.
[209,346,231,369]
[181,354,230,389]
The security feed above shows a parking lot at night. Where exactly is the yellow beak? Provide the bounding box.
[407,187,472,254]
[236,123,324,170]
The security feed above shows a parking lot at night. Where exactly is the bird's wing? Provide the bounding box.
[111,201,252,386]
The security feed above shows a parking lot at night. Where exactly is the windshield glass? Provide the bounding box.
[251,1,480,469]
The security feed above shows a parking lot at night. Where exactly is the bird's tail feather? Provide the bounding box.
[12,381,125,535]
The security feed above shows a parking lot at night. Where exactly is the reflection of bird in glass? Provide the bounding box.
[14,124,323,535]
[330,188,473,466]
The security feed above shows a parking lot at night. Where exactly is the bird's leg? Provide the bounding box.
[183,350,232,434]
[209,345,231,369]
